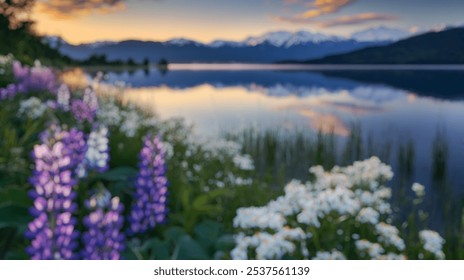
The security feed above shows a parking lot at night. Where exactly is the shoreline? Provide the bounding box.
[169,63,464,71]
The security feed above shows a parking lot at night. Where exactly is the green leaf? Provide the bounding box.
[0,205,30,229]
[96,167,138,182]
[193,220,223,249]
[140,238,171,260]
[163,227,187,244]
[215,234,236,251]
[172,236,210,260]
[180,186,191,210]
[0,188,30,208]
[5,250,29,260]
[192,188,230,210]
[108,181,133,197]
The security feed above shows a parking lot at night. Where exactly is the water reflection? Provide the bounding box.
[107,67,464,189]
[95,66,464,233]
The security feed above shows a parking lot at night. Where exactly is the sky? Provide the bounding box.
[30,0,464,44]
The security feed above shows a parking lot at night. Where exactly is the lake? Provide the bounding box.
[95,64,464,232]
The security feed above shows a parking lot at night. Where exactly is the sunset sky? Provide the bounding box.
[31,0,464,44]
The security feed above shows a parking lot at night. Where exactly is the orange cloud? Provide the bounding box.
[318,12,398,27]
[277,0,356,23]
[36,0,126,19]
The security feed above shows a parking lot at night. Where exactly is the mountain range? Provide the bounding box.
[46,27,412,63]
[305,27,464,64]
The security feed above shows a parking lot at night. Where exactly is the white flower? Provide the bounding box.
[56,84,71,110]
[163,141,174,159]
[233,154,255,171]
[297,203,320,228]
[233,207,285,230]
[232,228,305,260]
[143,116,158,128]
[120,109,141,137]
[419,230,445,259]
[84,126,110,173]
[376,253,407,260]
[313,250,346,260]
[375,223,405,250]
[17,97,48,119]
[97,98,122,126]
[412,183,425,197]
[231,157,442,260]
[355,240,384,258]
[0,54,13,66]
[356,207,380,225]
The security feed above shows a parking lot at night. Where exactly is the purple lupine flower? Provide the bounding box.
[129,135,169,234]
[82,191,125,260]
[0,83,25,100]
[1,61,57,100]
[12,61,57,93]
[71,88,99,123]
[12,61,29,80]
[25,125,86,260]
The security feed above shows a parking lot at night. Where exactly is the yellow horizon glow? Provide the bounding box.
[30,4,345,44]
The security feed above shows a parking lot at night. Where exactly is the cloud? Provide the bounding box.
[277,0,357,23]
[318,13,398,27]
[36,0,127,19]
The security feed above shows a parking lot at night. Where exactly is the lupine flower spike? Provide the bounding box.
[25,125,86,260]
[129,135,169,234]
[82,190,125,260]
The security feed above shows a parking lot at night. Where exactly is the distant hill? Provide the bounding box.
[47,30,392,63]
[304,28,464,64]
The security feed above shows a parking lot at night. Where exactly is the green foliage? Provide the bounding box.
[126,220,235,260]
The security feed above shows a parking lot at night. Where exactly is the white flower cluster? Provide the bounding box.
[232,154,255,171]
[97,98,123,126]
[163,141,174,159]
[56,84,71,111]
[356,207,380,225]
[412,183,425,197]
[375,222,405,250]
[231,228,306,260]
[120,109,141,137]
[17,97,48,119]
[97,98,158,138]
[85,126,110,172]
[355,240,407,260]
[234,207,286,231]
[232,157,442,260]
[0,54,13,67]
[419,230,445,259]
[313,250,346,260]
[199,139,242,160]
[355,239,384,258]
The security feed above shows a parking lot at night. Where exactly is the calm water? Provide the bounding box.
[98,65,464,231]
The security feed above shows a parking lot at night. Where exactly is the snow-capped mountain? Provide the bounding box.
[164,38,204,47]
[242,30,344,48]
[46,26,413,63]
[208,40,245,48]
[351,26,412,42]
[82,41,118,49]
[163,30,346,48]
